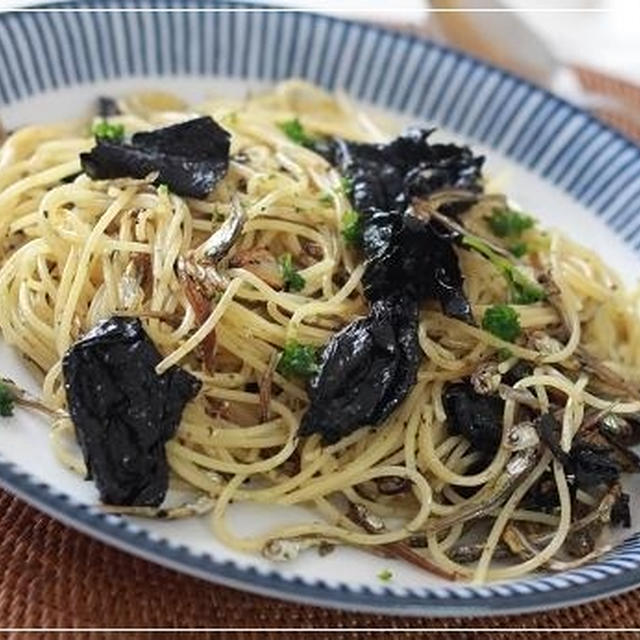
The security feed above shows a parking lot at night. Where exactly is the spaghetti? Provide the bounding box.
[1,80,640,583]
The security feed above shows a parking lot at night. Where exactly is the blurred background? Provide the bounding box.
[257,0,640,139]
[267,0,639,83]
[4,0,639,137]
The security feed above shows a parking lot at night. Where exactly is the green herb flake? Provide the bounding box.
[277,341,319,379]
[497,347,513,361]
[278,118,315,146]
[509,242,528,258]
[377,569,393,582]
[279,253,306,292]
[157,184,170,196]
[0,382,15,417]
[341,210,363,247]
[462,235,545,305]
[91,120,125,142]
[487,207,534,238]
[319,192,333,206]
[340,176,354,197]
[509,272,545,304]
[482,304,521,343]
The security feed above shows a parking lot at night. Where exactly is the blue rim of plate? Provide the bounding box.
[2,0,640,617]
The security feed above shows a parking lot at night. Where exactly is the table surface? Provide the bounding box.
[2,487,640,638]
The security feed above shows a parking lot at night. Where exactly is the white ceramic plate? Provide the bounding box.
[2,1,640,616]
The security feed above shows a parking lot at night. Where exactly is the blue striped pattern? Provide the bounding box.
[3,0,640,614]
[1,1,639,251]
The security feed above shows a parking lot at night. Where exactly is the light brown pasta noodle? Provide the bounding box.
[1,80,639,582]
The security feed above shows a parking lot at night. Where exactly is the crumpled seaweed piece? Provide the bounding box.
[361,210,472,322]
[503,360,533,387]
[521,470,561,512]
[298,130,484,445]
[315,127,484,215]
[443,382,504,455]
[315,128,482,322]
[570,441,620,488]
[538,413,620,489]
[62,316,202,506]
[611,492,631,528]
[299,294,421,445]
[80,116,230,198]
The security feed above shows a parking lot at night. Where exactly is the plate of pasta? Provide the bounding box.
[2,1,640,617]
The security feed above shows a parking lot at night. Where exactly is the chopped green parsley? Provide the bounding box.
[277,341,319,379]
[482,305,521,343]
[91,120,125,142]
[340,176,354,198]
[462,235,545,304]
[278,118,315,146]
[341,210,363,247]
[279,253,305,292]
[487,207,534,238]
[377,569,393,582]
[508,242,528,258]
[0,381,15,417]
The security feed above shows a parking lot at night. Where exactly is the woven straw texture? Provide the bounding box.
[2,67,640,640]
[0,488,639,640]
[573,65,640,143]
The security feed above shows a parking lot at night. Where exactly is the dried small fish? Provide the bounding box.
[506,422,540,451]
[347,502,386,534]
[448,541,513,564]
[344,501,456,579]
[546,545,613,571]
[471,362,501,395]
[263,537,339,561]
[600,414,640,448]
[259,352,278,423]
[576,346,640,399]
[101,494,215,519]
[565,527,597,558]
[528,331,564,356]
[610,490,631,528]
[426,448,538,534]
[175,197,247,373]
[376,476,410,496]
[0,377,65,419]
[197,195,247,262]
[181,274,217,372]
[177,196,246,295]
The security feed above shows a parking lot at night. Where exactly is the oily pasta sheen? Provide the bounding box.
[2,80,640,583]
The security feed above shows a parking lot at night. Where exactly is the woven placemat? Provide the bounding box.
[0,487,639,639]
[573,64,640,143]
